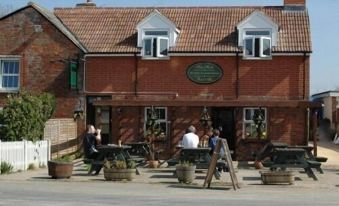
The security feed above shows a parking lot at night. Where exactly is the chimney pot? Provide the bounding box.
[284,0,306,10]
[76,0,96,7]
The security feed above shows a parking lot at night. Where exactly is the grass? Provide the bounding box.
[1,161,14,174]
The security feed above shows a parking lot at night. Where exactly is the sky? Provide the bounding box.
[1,0,339,95]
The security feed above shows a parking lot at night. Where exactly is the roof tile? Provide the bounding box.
[54,7,311,53]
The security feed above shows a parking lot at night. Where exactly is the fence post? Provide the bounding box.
[24,140,27,171]
[0,140,2,174]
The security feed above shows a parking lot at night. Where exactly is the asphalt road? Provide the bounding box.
[0,180,338,206]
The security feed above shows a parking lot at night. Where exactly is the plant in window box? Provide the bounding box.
[103,159,136,181]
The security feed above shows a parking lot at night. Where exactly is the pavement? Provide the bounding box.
[0,137,338,205]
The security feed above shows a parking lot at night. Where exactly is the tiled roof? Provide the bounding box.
[54,7,312,53]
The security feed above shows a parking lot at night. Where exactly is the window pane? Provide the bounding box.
[245,123,257,139]
[245,109,252,121]
[145,31,168,36]
[159,38,168,56]
[246,31,270,36]
[14,62,19,74]
[255,38,260,57]
[2,76,8,88]
[3,62,10,74]
[262,38,271,56]
[157,108,166,120]
[13,76,19,88]
[245,38,253,56]
[144,39,152,56]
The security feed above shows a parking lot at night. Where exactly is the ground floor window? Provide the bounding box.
[0,59,20,91]
[144,107,167,138]
[243,107,267,140]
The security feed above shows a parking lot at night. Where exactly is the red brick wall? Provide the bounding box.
[0,7,82,117]
[85,56,307,100]
[0,7,85,142]
[236,107,307,161]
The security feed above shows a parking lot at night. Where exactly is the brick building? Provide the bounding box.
[0,0,319,160]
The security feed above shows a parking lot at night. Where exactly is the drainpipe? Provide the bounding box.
[236,52,240,99]
[306,108,310,145]
[134,53,138,97]
[303,52,307,100]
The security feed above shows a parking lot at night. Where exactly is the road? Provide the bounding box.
[0,180,338,206]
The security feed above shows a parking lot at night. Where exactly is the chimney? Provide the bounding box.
[76,0,96,7]
[284,0,306,10]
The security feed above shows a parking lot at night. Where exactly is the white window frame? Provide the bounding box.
[144,107,168,136]
[157,37,169,57]
[261,37,272,58]
[0,58,20,92]
[143,37,154,57]
[142,30,170,59]
[243,107,268,139]
[243,30,272,59]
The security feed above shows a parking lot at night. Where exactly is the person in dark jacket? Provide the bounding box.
[83,125,102,175]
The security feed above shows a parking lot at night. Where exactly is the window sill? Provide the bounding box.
[0,89,19,93]
[242,56,272,60]
[141,56,170,61]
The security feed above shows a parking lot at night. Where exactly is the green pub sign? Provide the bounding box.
[186,62,223,84]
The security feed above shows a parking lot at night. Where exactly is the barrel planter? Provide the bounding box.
[48,161,74,179]
[260,171,294,185]
[176,165,196,184]
[104,168,136,181]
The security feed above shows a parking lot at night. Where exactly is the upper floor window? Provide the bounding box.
[143,31,169,58]
[244,30,272,59]
[0,59,20,92]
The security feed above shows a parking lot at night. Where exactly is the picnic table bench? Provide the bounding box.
[262,148,318,180]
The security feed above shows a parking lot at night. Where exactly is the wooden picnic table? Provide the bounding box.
[124,142,151,158]
[97,144,132,161]
[263,148,318,180]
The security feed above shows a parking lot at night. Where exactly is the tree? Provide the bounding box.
[0,90,56,142]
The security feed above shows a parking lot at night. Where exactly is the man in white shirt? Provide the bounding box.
[182,125,199,148]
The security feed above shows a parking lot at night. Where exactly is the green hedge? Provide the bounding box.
[0,90,56,142]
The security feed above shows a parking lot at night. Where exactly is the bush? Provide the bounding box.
[0,90,56,142]
[1,161,14,174]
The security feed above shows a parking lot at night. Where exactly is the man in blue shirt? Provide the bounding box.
[209,129,228,172]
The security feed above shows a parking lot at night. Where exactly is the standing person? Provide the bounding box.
[83,125,102,175]
[209,129,227,172]
[182,125,199,148]
[209,129,221,152]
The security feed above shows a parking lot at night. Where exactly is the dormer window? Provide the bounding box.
[244,30,272,58]
[143,30,169,58]
[237,11,278,60]
[136,10,180,60]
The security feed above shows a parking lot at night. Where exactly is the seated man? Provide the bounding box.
[83,125,102,175]
[182,125,199,148]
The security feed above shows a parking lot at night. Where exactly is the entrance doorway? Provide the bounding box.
[211,108,236,154]
[86,96,112,145]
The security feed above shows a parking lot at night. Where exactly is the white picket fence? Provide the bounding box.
[0,140,51,173]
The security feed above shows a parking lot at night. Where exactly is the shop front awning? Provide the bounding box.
[92,99,321,108]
